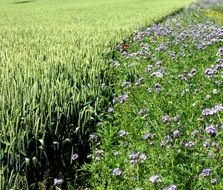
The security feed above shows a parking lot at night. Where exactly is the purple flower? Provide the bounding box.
[138,108,148,116]
[129,152,140,160]
[200,168,211,177]
[204,68,217,78]
[145,65,153,72]
[178,74,188,81]
[95,149,104,161]
[202,104,223,116]
[119,94,128,103]
[112,168,122,176]
[163,184,177,190]
[205,125,217,136]
[162,115,170,123]
[144,132,153,140]
[217,47,223,57]
[185,141,195,148]
[139,153,147,162]
[119,130,128,137]
[197,43,205,49]
[112,98,117,104]
[218,29,223,38]
[151,70,164,78]
[149,175,161,183]
[71,153,79,161]
[165,135,173,143]
[173,130,180,137]
[108,107,114,113]
[129,152,147,164]
[155,43,167,51]
[155,60,162,67]
[54,178,63,186]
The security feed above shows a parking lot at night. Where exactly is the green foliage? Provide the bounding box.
[86,3,223,190]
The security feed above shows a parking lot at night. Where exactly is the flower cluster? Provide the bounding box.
[128,152,147,164]
[202,104,223,116]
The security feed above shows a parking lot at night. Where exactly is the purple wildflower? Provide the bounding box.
[217,47,223,57]
[145,65,153,72]
[108,107,114,113]
[138,108,148,116]
[205,125,217,136]
[163,184,177,190]
[149,175,161,183]
[155,43,167,51]
[178,74,188,81]
[151,70,164,78]
[204,68,217,78]
[197,43,205,49]
[173,130,180,137]
[119,93,128,103]
[185,141,195,148]
[54,178,63,186]
[139,153,147,162]
[144,132,153,140]
[129,152,147,164]
[155,60,162,67]
[112,168,122,176]
[129,152,140,164]
[95,149,104,161]
[112,97,117,104]
[202,104,223,116]
[119,130,128,137]
[71,153,79,161]
[200,168,211,177]
[129,152,140,160]
[165,135,173,143]
[162,115,171,123]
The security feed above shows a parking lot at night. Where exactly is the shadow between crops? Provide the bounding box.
[13,0,35,4]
